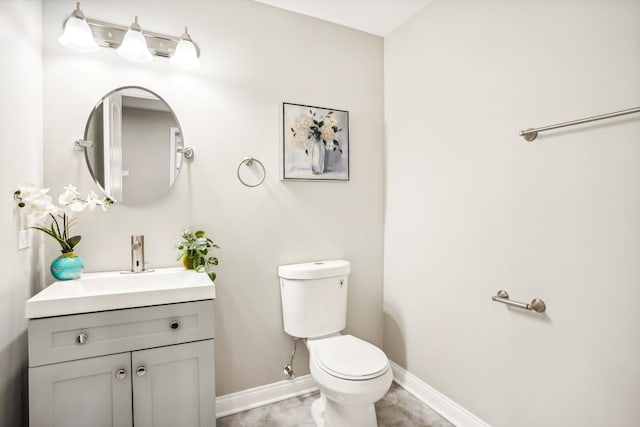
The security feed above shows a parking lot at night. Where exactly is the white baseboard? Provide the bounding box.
[215,375,318,418]
[390,361,491,427]
[215,362,490,426]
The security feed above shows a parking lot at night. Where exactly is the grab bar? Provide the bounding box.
[492,290,546,313]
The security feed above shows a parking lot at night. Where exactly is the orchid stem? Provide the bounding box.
[50,213,62,239]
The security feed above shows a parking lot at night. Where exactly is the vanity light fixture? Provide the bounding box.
[58,2,201,70]
[117,16,153,63]
[169,27,201,70]
[57,2,99,53]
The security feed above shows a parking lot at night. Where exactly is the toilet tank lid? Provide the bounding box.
[278,260,350,280]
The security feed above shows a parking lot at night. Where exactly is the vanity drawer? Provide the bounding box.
[28,300,214,367]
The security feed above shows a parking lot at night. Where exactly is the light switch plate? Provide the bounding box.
[18,229,30,250]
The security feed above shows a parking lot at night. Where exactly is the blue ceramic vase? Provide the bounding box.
[50,252,84,281]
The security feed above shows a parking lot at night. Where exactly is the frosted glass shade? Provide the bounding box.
[116,28,152,63]
[169,38,201,70]
[57,16,99,53]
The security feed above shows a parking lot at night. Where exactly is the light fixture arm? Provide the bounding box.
[181,27,193,42]
[70,2,85,20]
[130,16,142,32]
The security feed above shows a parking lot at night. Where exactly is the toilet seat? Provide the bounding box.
[313,335,389,380]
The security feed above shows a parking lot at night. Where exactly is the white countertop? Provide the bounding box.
[26,267,215,319]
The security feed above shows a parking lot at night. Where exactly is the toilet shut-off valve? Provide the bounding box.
[283,337,298,379]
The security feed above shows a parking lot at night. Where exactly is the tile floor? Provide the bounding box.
[217,382,455,426]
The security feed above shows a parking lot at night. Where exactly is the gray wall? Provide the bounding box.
[384,0,640,426]
[0,1,44,426]
[43,0,384,396]
[121,107,174,204]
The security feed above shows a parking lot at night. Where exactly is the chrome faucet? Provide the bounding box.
[131,235,145,273]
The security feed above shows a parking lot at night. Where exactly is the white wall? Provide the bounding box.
[0,1,43,425]
[43,0,384,396]
[384,1,640,426]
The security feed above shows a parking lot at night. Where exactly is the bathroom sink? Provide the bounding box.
[25,267,215,319]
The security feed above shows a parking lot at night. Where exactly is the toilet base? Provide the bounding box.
[310,394,378,427]
[311,397,324,426]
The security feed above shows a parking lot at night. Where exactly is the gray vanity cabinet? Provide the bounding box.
[28,300,215,427]
[132,339,215,427]
[29,352,133,427]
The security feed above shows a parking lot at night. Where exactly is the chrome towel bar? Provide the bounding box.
[520,106,640,141]
[492,290,546,313]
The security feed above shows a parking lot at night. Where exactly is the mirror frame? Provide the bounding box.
[82,85,185,205]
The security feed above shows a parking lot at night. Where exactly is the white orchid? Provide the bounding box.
[14,184,113,253]
[15,186,58,219]
[58,184,80,205]
[55,184,89,213]
[86,191,109,211]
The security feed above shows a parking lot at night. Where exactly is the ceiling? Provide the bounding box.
[252,0,432,37]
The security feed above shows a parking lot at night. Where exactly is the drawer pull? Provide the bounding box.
[170,320,180,330]
[136,366,147,377]
[75,333,88,345]
[115,369,127,380]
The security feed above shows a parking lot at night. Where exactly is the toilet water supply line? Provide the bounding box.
[283,338,298,379]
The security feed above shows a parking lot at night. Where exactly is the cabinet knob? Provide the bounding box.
[170,320,180,330]
[136,366,147,377]
[115,369,127,380]
[75,333,88,345]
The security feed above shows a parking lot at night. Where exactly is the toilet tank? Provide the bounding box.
[278,260,350,338]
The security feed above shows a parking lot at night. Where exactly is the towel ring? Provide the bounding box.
[237,157,266,187]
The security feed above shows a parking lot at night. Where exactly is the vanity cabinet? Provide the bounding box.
[28,299,215,427]
[30,352,133,426]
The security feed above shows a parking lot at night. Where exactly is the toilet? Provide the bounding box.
[278,260,393,427]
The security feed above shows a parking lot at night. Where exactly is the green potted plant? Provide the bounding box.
[176,229,220,281]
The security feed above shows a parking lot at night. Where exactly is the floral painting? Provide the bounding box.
[282,102,349,181]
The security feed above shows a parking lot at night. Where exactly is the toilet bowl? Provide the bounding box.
[306,334,393,427]
[278,260,392,427]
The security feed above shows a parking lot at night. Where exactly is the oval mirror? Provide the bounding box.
[83,86,186,206]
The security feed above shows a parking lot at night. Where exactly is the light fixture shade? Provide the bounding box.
[117,21,152,63]
[57,15,99,53]
[170,38,201,69]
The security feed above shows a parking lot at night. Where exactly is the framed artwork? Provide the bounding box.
[282,102,349,181]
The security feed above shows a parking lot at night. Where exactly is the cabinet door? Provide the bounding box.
[132,339,215,427]
[29,352,132,427]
